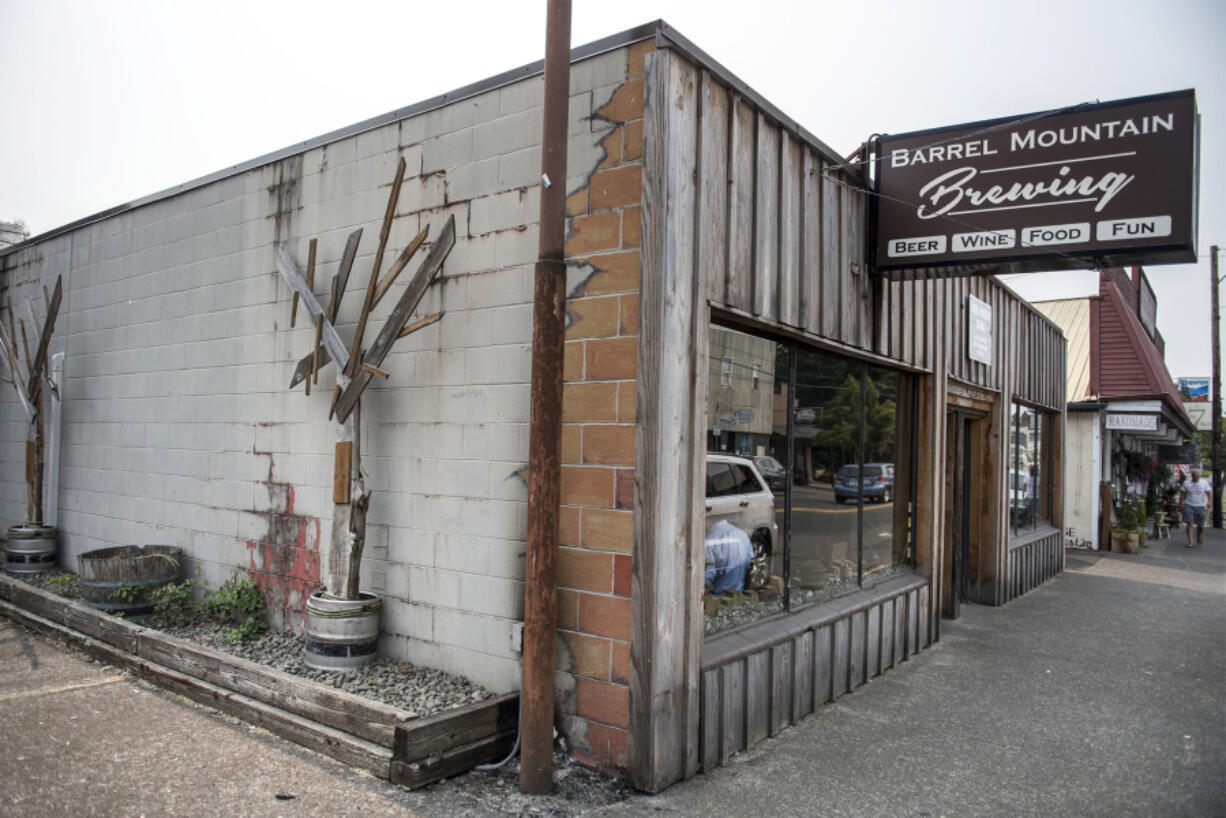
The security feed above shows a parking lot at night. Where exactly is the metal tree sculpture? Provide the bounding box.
[276,157,455,599]
[0,276,63,525]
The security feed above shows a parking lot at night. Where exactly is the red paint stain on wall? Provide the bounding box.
[245,457,320,632]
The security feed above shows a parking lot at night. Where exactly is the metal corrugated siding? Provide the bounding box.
[1032,298,1091,401]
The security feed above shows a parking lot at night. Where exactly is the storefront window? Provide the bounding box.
[861,365,901,588]
[705,326,911,637]
[1009,402,1053,534]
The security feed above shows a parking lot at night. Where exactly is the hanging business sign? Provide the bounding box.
[1182,403,1212,431]
[1105,413,1159,431]
[967,294,992,365]
[871,89,1199,279]
[1178,377,1209,402]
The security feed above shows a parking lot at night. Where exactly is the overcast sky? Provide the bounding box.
[2,0,1222,376]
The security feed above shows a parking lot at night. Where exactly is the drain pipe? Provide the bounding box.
[521,0,571,795]
[46,353,64,528]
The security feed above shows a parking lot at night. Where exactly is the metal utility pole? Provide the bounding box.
[1213,245,1221,528]
[521,0,571,795]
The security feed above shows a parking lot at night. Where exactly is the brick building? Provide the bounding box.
[0,21,1068,791]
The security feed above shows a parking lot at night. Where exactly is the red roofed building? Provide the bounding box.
[1034,267,1194,550]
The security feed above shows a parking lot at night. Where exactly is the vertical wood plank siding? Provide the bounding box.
[1005,532,1063,603]
[697,586,927,770]
[684,64,1067,408]
[633,49,1066,789]
[631,50,705,792]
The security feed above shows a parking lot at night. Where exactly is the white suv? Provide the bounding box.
[705,454,779,590]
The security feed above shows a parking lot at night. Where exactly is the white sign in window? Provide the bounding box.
[968,295,993,365]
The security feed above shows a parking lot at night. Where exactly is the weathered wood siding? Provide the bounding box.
[632,46,1068,790]
[697,73,883,360]
[698,582,929,771]
[1005,532,1064,603]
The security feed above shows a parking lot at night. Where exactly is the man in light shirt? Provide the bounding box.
[1180,466,1213,547]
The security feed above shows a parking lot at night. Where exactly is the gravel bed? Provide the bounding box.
[704,564,912,635]
[9,568,490,717]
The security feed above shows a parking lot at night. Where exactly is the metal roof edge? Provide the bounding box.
[2,20,667,259]
[651,23,856,176]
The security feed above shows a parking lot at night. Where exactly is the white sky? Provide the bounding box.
[1,0,1222,375]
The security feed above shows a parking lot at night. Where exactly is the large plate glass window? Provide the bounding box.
[705,325,913,637]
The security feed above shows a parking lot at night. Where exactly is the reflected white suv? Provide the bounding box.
[705,454,779,590]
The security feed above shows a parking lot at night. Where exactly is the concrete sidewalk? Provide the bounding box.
[601,531,1226,816]
[2,529,1222,816]
[0,618,622,816]
[0,618,429,816]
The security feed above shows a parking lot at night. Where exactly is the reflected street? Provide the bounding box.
[771,483,898,589]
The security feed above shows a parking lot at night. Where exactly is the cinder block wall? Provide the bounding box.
[0,41,648,773]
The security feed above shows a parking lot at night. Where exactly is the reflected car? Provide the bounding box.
[706,454,779,590]
[752,455,787,491]
[833,463,895,504]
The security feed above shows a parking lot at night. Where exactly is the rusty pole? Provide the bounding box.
[521,0,571,795]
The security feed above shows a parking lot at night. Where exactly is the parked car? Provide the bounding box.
[706,454,778,590]
[752,455,787,492]
[833,462,895,504]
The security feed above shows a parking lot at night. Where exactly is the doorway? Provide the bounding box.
[943,407,987,619]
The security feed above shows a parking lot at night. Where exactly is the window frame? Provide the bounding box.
[704,323,919,635]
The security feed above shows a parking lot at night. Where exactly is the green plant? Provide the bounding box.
[200,574,267,642]
[149,578,197,621]
[109,583,146,606]
[1135,499,1147,523]
[44,573,74,586]
[1115,504,1140,533]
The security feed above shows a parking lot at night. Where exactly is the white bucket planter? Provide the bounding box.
[304,591,382,671]
[4,525,57,574]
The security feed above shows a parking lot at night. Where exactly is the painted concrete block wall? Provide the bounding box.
[0,41,641,727]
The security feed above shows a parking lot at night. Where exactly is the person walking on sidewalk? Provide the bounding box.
[1180,466,1212,547]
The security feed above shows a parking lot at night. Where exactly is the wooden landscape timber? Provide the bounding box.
[391,692,519,789]
[0,573,518,785]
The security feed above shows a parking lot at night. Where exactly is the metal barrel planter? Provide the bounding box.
[4,525,57,574]
[77,545,182,614]
[304,592,382,671]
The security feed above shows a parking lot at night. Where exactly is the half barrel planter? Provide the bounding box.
[77,545,182,615]
[305,591,382,671]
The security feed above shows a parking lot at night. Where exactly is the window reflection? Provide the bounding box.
[790,350,857,606]
[1009,403,1051,534]
[704,325,910,638]
[861,365,901,589]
